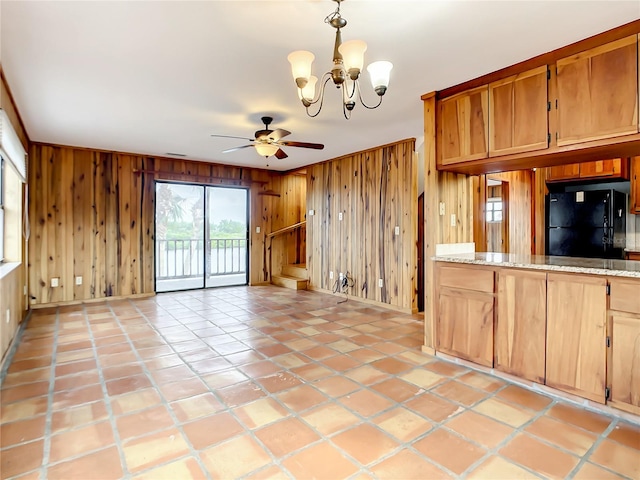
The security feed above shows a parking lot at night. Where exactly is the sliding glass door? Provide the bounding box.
[155,182,248,292]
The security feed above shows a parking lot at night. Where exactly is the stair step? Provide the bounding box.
[272,274,308,290]
[281,264,308,278]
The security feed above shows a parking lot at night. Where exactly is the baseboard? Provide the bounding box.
[30,292,156,309]
[306,285,413,314]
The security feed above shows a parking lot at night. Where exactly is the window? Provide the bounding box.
[0,157,4,262]
[486,198,503,223]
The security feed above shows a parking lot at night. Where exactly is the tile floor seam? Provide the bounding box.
[39,307,60,479]
[81,304,132,480]
[565,418,633,480]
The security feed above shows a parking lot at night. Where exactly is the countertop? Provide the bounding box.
[433,252,640,279]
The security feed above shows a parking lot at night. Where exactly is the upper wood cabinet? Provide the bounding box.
[489,66,549,156]
[546,158,629,183]
[631,156,640,214]
[556,35,639,147]
[438,85,489,165]
[546,273,607,403]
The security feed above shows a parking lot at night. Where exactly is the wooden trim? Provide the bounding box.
[423,93,437,350]
[132,168,266,186]
[30,292,156,309]
[0,68,30,146]
[266,221,306,239]
[309,138,416,167]
[436,19,640,100]
[306,285,414,314]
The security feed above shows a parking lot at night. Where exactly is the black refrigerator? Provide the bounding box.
[546,189,626,259]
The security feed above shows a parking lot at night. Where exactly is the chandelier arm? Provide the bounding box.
[305,75,333,118]
[357,81,384,109]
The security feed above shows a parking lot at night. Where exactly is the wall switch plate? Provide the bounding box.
[6,309,10,324]
[255,226,261,234]
[75,276,83,286]
[339,272,344,280]
[51,277,59,288]
[378,278,384,288]
[338,212,343,221]
[330,271,334,280]
[439,202,445,216]
[450,214,456,227]
[394,226,400,236]
[308,209,315,216]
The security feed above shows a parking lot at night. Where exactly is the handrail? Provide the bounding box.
[267,221,306,238]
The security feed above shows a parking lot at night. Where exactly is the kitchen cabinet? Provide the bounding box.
[546,158,629,183]
[631,156,640,214]
[436,264,494,367]
[546,273,607,403]
[438,85,489,165]
[496,269,546,383]
[556,35,638,147]
[626,251,640,261]
[607,278,640,415]
[489,66,549,157]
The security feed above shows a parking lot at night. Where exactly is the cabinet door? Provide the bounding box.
[556,35,638,146]
[546,273,607,403]
[609,312,640,415]
[631,156,640,214]
[489,66,549,157]
[437,287,494,367]
[496,270,546,383]
[546,163,580,182]
[579,158,628,180]
[438,85,489,165]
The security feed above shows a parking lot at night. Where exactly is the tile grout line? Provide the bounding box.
[39,307,60,479]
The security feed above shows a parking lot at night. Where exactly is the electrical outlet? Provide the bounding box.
[5,309,10,324]
[75,276,83,286]
[394,226,400,236]
[339,272,344,281]
[329,271,334,280]
[255,226,261,234]
[338,212,343,221]
[450,213,456,227]
[378,278,384,288]
[308,209,315,216]
[439,202,445,216]
[51,277,59,288]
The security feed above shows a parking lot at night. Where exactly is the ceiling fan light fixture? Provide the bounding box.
[287,0,392,119]
[367,60,393,96]
[254,143,279,157]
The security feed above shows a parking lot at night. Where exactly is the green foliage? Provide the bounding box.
[164,220,246,240]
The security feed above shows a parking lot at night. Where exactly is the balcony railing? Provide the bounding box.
[156,238,247,280]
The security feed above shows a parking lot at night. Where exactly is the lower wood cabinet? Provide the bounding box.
[546,273,607,403]
[496,269,546,383]
[436,265,494,367]
[607,278,640,415]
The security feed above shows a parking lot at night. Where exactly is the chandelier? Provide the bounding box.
[287,0,393,120]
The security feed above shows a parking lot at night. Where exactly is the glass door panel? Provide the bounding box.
[155,183,205,292]
[205,186,249,288]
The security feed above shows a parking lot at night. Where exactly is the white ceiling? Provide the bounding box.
[1,1,639,171]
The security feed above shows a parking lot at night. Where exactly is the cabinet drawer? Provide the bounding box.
[437,265,494,293]
[609,278,640,314]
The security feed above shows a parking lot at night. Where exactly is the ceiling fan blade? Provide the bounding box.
[222,144,254,153]
[211,134,254,141]
[275,148,288,160]
[268,129,291,141]
[281,141,324,150]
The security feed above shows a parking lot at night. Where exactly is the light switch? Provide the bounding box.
[450,214,456,227]
[75,276,83,286]
[256,226,261,234]
[439,202,445,216]
[394,226,400,235]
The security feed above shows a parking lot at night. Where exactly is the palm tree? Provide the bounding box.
[156,184,186,278]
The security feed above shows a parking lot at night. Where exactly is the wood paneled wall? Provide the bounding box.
[306,139,417,311]
[27,143,305,305]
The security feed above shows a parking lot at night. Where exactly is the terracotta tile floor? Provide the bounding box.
[1,286,639,479]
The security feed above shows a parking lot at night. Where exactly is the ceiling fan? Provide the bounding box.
[211,116,324,159]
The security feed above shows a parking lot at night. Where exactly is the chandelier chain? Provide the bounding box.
[324,1,342,26]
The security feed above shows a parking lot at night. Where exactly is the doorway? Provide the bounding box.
[486,178,509,253]
[155,182,249,292]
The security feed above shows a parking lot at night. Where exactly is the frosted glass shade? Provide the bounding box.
[298,75,318,102]
[287,50,315,85]
[367,61,393,95]
[255,143,279,157]
[338,40,367,73]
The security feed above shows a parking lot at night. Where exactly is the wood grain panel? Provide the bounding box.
[28,143,299,305]
[305,139,416,310]
[609,312,640,415]
[489,66,549,156]
[546,273,607,403]
[609,278,640,314]
[557,35,639,146]
[496,269,546,383]
[438,265,494,293]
